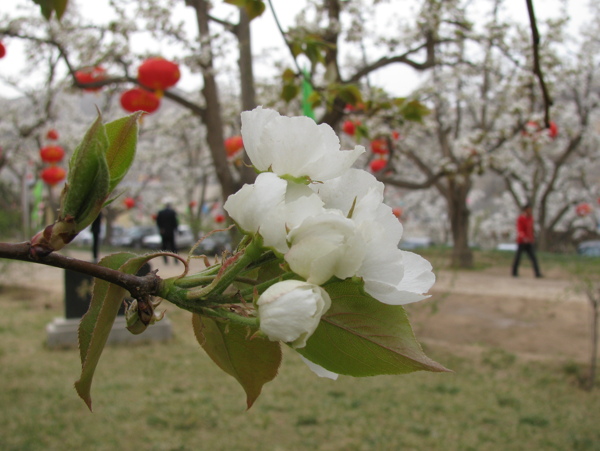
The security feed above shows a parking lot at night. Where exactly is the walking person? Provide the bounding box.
[512,203,542,278]
[91,212,102,263]
[156,200,179,263]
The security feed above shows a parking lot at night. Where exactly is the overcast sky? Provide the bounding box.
[0,0,590,99]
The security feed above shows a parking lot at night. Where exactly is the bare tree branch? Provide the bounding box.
[525,0,553,126]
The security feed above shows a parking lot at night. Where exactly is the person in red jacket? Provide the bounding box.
[512,203,542,278]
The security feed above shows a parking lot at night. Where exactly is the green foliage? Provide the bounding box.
[297,280,449,376]
[31,0,68,20]
[63,115,111,223]
[75,252,164,410]
[223,0,266,20]
[192,314,282,409]
[29,113,140,254]
[103,114,141,193]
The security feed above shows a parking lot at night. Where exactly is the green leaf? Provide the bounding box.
[399,99,431,123]
[244,0,265,20]
[53,0,68,19]
[223,0,265,20]
[75,252,162,410]
[104,113,141,193]
[281,68,296,83]
[192,314,281,409]
[281,84,300,103]
[296,281,449,377]
[62,114,110,225]
[337,84,363,106]
[32,0,68,20]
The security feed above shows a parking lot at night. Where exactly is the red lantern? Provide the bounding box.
[46,129,59,140]
[224,135,244,158]
[120,88,161,114]
[370,138,389,155]
[369,158,387,172]
[0,42,6,59]
[214,213,225,224]
[75,66,106,92]
[548,121,558,139]
[342,120,356,136]
[40,145,65,164]
[123,197,136,209]
[41,166,66,186]
[189,200,198,209]
[392,207,403,219]
[138,57,180,91]
[575,203,592,217]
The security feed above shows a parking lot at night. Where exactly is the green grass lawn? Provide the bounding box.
[1,251,599,450]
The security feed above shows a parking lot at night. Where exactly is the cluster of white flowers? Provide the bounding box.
[224,107,435,356]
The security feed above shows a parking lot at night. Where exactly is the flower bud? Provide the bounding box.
[257,280,331,348]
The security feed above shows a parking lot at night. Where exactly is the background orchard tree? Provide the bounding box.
[491,16,600,251]
[362,1,528,267]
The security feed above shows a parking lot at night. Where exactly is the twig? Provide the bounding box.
[0,241,161,297]
[525,0,553,126]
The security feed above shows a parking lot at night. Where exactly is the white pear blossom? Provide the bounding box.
[314,169,435,304]
[241,106,365,181]
[224,172,324,253]
[285,212,367,285]
[257,280,332,348]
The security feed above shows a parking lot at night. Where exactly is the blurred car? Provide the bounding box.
[192,231,233,256]
[111,225,157,249]
[142,225,197,249]
[71,227,94,246]
[496,243,518,252]
[577,240,600,257]
[399,236,433,250]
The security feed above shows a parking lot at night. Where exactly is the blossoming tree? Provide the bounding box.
[0,107,448,409]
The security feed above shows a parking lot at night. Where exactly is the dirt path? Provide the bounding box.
[408,266,592,363]
[1,249,594,363]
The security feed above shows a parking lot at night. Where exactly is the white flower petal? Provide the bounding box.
[223,172,287,240]
[299,355,339,380]
[257,280,331,348]
[241,107,364,180]
[285,213,366,285]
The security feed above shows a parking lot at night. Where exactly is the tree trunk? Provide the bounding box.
[235,7,258,186]
[446,183,473,268]
[187,0,238,200]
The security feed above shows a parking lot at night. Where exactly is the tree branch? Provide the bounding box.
[525,0,553,126]
[0,241,163,298]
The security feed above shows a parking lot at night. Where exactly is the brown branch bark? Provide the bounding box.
[525,0,553,126]
[0,241,162,297]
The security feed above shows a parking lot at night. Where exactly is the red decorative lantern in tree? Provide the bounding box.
[370,138,389,155]
[46,129,59,140]
[123,197,136,209]
[548,121,558,139]
[74,66,107,92]
[40,145,65,164]
[0,41,6,59]
[137,57,180,92]
[214,213,225,224]
[120,88,161,114]
[189,200,198,209]
[392,207,403,219]
[342,120,356,136]
[224,135,244,158]
[369,158,387,172]
[41,166,66,186]
[575,203,592,217]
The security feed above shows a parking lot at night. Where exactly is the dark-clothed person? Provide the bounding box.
[156,202,179,263]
